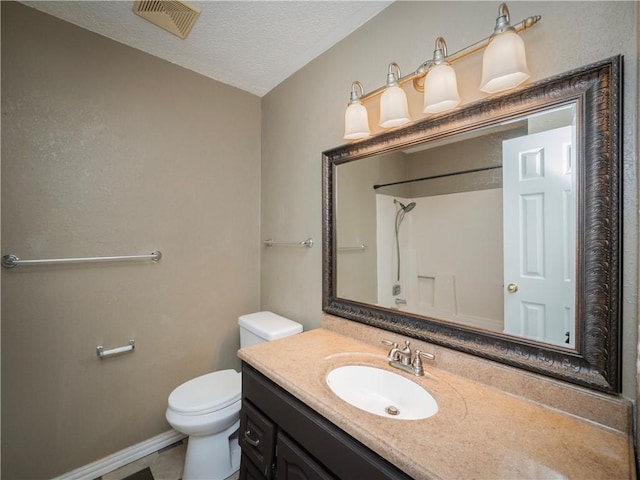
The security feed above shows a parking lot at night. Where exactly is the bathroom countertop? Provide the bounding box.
[238,328,635,480]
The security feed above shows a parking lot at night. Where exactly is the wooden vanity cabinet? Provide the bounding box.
[239,400,276,477]
[239,363,412,480]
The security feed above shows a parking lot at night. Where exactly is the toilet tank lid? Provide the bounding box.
[238,311,303,340]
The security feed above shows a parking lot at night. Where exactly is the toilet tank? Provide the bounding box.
[238,311,303,348]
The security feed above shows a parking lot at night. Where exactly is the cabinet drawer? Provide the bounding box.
[240,399,276,478]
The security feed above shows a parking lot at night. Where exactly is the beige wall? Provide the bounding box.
[336,150,407,303]
[261,0,639,398]
[1,3,261,478]
[1,1,638,478]
[637,3,640,464]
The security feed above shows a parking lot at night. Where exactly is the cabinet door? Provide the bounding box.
[276,432,335,480]
[240,453,269,480]
[240,400,276,478]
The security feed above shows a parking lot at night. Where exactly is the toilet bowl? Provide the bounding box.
[166,369,241,480]
[166,311,303,480]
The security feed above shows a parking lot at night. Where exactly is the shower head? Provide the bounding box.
[394,199,416,212]
[393,199,416,283]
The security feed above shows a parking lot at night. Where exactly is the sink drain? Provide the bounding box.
[385,405,400,416]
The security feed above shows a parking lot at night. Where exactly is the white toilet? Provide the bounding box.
[166,311,303,480]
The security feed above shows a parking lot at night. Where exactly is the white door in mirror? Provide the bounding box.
[502,125,576,347]
[326,365,438,420]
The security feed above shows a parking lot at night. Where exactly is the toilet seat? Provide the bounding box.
[168,369,241,416]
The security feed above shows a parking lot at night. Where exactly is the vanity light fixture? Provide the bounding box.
[343,81,371,140]
[342,3,541,140]
[423,37,461,114]
[479,3,530,93]
[379,63,411,128]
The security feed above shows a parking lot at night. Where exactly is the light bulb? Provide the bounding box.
[423,62,461,114]
[344,102,370,140]
[379,85,410,128]
[480,13,530,94]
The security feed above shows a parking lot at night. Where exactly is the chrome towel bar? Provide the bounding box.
[264,238,314,248]
[338,244,368,251]
[97,340,135,359]
[1,251,162,268]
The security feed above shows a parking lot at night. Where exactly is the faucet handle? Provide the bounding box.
[381,339,398,349]
[416,350,435,361]
[382,339,399,362]
[412,349,435,376]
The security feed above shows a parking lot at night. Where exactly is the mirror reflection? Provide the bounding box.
[336,103,576,348]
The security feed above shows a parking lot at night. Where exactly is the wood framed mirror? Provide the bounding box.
[322,56,622,392]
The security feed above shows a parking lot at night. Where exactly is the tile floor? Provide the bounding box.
[100,439,240,480]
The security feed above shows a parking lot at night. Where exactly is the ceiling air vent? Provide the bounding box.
[133,1,201,39]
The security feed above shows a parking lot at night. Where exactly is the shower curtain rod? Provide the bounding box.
[373,165,502,190]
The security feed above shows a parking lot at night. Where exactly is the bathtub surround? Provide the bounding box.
[1,2,261,478]
[373,190,504,329]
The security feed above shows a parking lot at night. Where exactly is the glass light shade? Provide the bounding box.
[343,102,371,140]
[379,85,410,128]
[479,30,530,94]
[423,63,461,114]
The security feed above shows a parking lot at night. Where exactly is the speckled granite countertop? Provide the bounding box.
[238,328,634,480]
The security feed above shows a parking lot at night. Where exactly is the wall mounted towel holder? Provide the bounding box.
[338,244,368,251]
[97,340,135,359]
[264,238,314,248]
[1,251,162,268]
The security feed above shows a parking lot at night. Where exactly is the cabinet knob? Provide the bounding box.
[244,429,260,447]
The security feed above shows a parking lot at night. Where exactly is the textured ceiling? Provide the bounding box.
[21,1,392,97]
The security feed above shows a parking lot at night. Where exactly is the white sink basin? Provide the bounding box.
[326,365,438,420]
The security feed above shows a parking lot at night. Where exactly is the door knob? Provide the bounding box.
[506,283,518,293]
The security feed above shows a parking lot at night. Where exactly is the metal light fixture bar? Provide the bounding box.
[356,13,541,104]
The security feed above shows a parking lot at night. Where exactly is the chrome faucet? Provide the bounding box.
[382,339,412,365]
[382,339,435,376]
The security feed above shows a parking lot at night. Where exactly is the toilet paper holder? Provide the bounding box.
[97,339,135,358]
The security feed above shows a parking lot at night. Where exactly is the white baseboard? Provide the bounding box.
[54,429,187,480]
